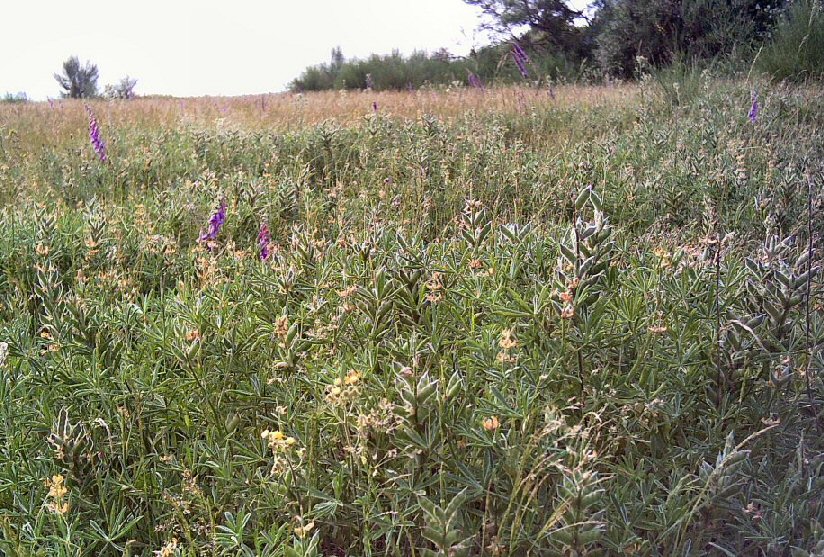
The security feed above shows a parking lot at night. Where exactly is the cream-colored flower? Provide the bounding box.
[294,521,315,539]
[483,416,500,432]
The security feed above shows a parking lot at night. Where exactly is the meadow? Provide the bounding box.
[0,78,822,556]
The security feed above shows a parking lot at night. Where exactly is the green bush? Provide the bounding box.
[596,0,785,77]
[290,45,592,91]
[2,91,29,103]
[758,0,824,80]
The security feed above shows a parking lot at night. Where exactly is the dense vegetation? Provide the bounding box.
[0,78,822,555]
[757,0,824,80]
[291,0,823,91]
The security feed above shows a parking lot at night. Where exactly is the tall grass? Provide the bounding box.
[758,0,824,80]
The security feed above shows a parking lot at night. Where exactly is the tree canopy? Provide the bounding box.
[595,0,786,76]
[54,56,99,99]
[465,0,585,52]
[105,76,138,99]
[290,0,807,89]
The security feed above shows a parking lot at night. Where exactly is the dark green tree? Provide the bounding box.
[54,56,99,99]
[595,0,681,76]
[463,0,585,52]
[104,76,138,99]
[330,46,344,72]
[595,0,787,77]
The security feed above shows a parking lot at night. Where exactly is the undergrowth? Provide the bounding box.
[0,78,822,556]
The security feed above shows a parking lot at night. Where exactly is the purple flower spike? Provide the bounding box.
[85,105,108,162]
[748,91,759,123]
[468,72,485,90]
[258,222,272,261]
[511,43,530,79]
[372,101,379,113]
[512,43,529,64]
[199,198,228,244]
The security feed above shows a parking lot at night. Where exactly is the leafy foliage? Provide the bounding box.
[290,44,590,92]
[596,0,786,77]
[54,56,100,99]
[758,0,824,81]
[104,76,138,100]
[464,0,586,52]
[1,91,28,103]
[0,80,822,555]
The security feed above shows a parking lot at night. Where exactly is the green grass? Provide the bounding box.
[0,79,822,556]
[757,0,824,81]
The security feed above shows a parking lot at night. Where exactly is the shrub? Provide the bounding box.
[757,0,824,80]
[596,0,785,77]
[290,44,592,91]
[1,91,28,103]
[104,76,138,99]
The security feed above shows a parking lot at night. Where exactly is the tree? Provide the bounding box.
[330,46,344,72]
[54,56,99,99]
[464,0,585,52]
[595,0,681,76]
[2,91,28,103]
[757,0,824,80]
[105,76,138,99]
[595,0,787,77]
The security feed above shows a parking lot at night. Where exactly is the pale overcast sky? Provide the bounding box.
[0,0,490,100]
[2,0,496,100]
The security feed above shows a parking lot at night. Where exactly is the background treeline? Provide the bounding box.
[290,0,824,91]
[290,45,590,91]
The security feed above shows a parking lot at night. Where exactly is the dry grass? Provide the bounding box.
[0,84,638,152]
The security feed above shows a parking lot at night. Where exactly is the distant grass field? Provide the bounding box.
[0,79,822,556]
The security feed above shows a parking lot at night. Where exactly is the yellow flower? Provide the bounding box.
[483,416,500,432]
[49,501,70,515]
[344,370,362,385]
[275,315,289,342]
[155,537,179,557]
[294,521,315,539]
[326,372,362,405]
[653,247,673,269]
[498,329,519,351]
[45,474,70,515]
[47,475,68,499]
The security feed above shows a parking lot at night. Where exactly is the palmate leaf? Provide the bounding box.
[417,487,474,556]
[1,78,822,555]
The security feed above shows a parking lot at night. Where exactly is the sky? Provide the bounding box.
[2,0,497,100]
[0,0,586,100]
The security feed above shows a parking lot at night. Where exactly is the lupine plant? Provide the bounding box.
[85,105,108,162]
[511,43,530,79]
[0,79,821,556]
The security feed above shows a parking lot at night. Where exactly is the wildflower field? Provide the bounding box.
[0,80,822,556]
